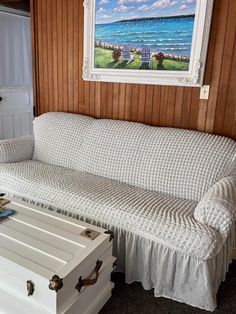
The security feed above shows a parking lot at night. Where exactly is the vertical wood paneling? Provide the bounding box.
[56,0,63,112]
[138,85,147,123]
[89,82,95,116]
[124,84,132,121]
[100,83,107,118]
[159,87,168,126]
[166,87,176,127]
[106,83,113,119]
[150,86,160,125]
[31,0,236,140]
[118,83,125,119]
[131,84,139,122]
[173,87,184,128]
[205,0,229,133]
[112,83,119,120]
[68,0,74,112]
[46,0,53,113]
[227,38,236,138]
[181,88,192,129]
[145,85,154,125]
[215,0,236,136]
[189,88,200,130]
[94,82,101,117]
[51,0,58,112]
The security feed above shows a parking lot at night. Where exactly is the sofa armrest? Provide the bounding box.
[194,176,236,237]
[0,136,34,163]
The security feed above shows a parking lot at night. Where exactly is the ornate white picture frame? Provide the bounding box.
[83,0,214,87]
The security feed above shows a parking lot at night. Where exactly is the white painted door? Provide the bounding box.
[0,86,34,139]
[0,9,33,140]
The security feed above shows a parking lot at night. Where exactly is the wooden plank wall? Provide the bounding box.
[31,0,236,139]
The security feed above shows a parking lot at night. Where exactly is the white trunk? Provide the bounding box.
[0,197,115,314]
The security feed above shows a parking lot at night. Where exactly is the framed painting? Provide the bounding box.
[83,0,214,86]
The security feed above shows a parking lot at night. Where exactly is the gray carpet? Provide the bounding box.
[100,261,236,314]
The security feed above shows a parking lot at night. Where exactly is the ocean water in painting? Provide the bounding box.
[95,16,194,57]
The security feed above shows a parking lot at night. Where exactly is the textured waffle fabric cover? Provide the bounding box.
[0,160,222,260]
[194,176,236,237]
[80,119,236,202]
[0,136,34,163]
[33,112,94,170]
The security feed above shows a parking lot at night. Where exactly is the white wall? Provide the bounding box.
[0,11,32,86]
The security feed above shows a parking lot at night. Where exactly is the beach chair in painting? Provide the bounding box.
[122,45,131,62]
[122,45,135,65]
[141,47,151,69]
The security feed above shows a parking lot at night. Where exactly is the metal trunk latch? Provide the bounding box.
[49,275,63,292]
[27,280,35,296]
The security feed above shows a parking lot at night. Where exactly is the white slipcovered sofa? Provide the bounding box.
[0,112,236,311]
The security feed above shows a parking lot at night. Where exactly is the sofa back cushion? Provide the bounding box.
[81,119,236,201]
[33,112,94,170]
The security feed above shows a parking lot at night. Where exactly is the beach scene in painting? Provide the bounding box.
[95,0,196,71]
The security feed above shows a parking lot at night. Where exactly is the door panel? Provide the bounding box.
[0,86,34,139]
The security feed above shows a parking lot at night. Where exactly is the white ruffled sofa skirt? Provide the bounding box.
[72,216,235,312]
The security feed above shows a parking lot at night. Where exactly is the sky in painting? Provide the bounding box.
[96,0,196,24]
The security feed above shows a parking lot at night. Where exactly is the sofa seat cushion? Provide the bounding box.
[0,160,221,260]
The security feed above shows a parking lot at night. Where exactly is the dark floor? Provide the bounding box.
[100,261,236,314]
